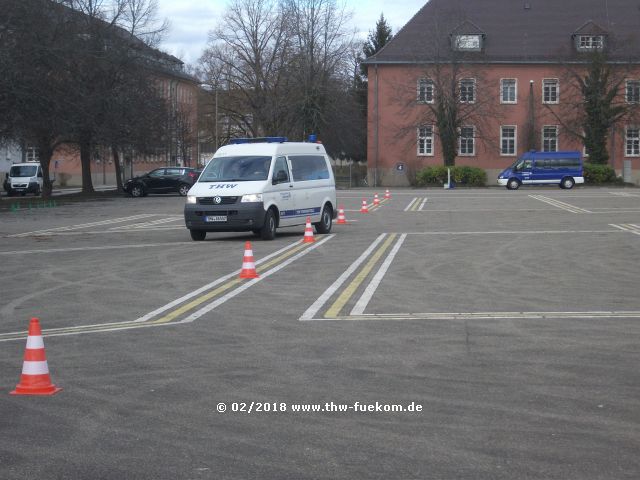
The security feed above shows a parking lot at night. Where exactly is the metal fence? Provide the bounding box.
[332,163,368,188]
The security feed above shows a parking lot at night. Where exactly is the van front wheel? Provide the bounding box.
[507,178,520,190]
[314,205,333,234]
[260,209,277,240]
[190,229,206,241]
[560,177,575,189]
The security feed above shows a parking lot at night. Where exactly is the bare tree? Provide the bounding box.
[199,0,362,159]
[283,0,355,138]
[200,0,291,136]
[0,0,78,196]
[0,0,172,195]
[542,51,635,165]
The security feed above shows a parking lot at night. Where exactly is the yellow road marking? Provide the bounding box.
[149,278,243,324]
[150,242,309,324]
[324,234,397,318]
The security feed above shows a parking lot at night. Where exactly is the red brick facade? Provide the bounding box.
[365,0,640,186]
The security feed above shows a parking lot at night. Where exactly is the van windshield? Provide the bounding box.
[10,165,38,177]
[200,156,272,182]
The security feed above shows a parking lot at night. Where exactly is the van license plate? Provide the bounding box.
[205,215,227,222]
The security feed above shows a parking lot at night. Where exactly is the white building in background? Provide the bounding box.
[0,143,23,176]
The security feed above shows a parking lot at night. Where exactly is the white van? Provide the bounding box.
[3,162,43,196]
[184,137,337,241]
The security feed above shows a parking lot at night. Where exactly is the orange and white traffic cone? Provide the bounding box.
[384,189,391,199]
[302,217,315,243]
[373,193,380,206]
[336,205,347,224]
[360,199,369,214]
[239,241,259,279]
[11,318,62,396]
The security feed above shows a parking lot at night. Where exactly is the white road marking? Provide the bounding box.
[8,214,157,237]
[404,198,418,211]
[393,229,619,235]
[418,198,428,210]
[109,216,182,230]
[350,234,406,315]
[610,224,640,236]
[299,234,387,321]
[0,236,335,341]
[0,241,199,255]
[610,192,640,197]
[181,235,334,323]
[529,195,592,213]
[133,239,309,323]
[303,311,640,321]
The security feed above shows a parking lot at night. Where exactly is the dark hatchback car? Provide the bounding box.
[124,167,200,197]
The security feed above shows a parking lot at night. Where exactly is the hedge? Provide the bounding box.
[583,163,623,185]
[416,165,487,187]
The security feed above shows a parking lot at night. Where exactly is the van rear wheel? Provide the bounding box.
[560,177,575,189]
[507,178,520,190]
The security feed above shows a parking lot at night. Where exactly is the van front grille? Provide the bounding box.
[198,196,238,205]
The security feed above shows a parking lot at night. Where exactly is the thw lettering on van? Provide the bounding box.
[209,184,239,189]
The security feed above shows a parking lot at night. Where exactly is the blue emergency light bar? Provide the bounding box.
[229,137,288,144]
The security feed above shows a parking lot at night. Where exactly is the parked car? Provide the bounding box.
[124,167,200,197]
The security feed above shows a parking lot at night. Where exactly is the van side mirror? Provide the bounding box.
[272,170,288,184]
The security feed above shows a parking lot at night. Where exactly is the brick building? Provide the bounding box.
[364,0,640,186]
[51,56,199,188]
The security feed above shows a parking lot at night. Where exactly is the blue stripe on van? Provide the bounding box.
[280,207,321,218]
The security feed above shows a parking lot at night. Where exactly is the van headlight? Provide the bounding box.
[241,193,263,203]
[186,195,197,204]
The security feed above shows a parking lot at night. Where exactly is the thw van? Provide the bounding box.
[184,137,337,240]
[497,151,584,190]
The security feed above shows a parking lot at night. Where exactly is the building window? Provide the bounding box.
[25,146,40,162]
[459,126,475,155]
[543,79,559,104]
[542,126,558,152]
[453,34,482,51]
[625,127,640,156]
[576,35,604,51]
[500,79,517,104]
[500,126,516,155]
[418,126,434,155]
[460,78,475,103]
[417,78,434,103]
[626,80,640,103]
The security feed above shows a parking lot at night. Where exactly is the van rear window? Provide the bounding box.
[289,155,330,181]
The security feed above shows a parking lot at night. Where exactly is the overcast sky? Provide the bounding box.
[155,0,426,65]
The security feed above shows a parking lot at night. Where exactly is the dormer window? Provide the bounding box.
[577,35,604,51]
[453,34,482,51]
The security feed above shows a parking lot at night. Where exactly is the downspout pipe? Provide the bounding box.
[374,63,379,188]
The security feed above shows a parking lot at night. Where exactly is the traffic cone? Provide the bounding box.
[336,205,347,224]
[302,217,315,243]
[360,199,369,214]
[11,318,62,396]
[384,189,391,199]
[239,241,259,279]
[373,193,380,206]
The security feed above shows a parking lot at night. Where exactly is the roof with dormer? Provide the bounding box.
[364,0,640,65]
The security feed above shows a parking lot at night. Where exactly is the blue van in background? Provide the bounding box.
[497,151,584,190]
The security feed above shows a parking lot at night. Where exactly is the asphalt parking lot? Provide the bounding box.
[1,187,639,479]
